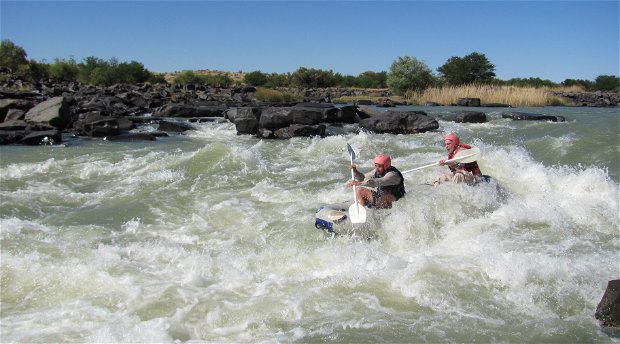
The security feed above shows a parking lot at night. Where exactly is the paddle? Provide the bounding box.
[346,144,367,223]
[401,147,481,174]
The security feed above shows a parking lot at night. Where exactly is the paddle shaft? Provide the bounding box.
[401,149,480,175]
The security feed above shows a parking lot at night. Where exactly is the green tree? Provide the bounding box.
[593,75,620,91]
[357,71,387,88]
[265,72,290,88]
[437,52,496,85]
[386,56,434,95]
[118,60,149,84]
[78,56,107,84]
[561,78,593,90]
[0,39,28,72]
[49,57,79,81]
[244,70,268,86]
[291,67,337,88]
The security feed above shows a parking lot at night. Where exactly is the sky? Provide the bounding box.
[1,1,619,83]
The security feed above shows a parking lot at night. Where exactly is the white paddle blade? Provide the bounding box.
[348,203,367,223]
[346,143,356,161]
[450,147,481,163]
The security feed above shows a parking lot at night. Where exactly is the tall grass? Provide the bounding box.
[254,87,302,102]
[406,85,572,107]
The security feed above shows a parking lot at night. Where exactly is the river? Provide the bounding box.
[1,105,618,342]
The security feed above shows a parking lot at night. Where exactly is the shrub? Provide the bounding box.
[244,70,268,86]
[387,56,434,96]
[437,52,496,85]
[0,39,28,72]
[254,87,300,102]
[593,75,620,91]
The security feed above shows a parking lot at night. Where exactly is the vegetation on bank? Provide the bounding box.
[1,39,618,107]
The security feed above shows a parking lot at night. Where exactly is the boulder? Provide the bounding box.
[456,98,481,107]
[18,130,62,145]
[24,96,72,130]
[259,106,323,130]
[153,103,227,118]
[455,111,487,123]
[259,124,326,139]
[0,98,35,122]
[158,120,195,133]
[502,111,565,122]
[359,110,439,134]
[230,107,262,135]
[72,111,135,136]
[596,280,620,328]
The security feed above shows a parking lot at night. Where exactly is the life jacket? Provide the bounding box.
[448,144,482,175]
[374,166,406,199]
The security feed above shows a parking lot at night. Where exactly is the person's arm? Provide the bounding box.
[350,164,366,181]
[363,171,401,187]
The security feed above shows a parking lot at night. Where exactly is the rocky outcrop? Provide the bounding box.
[357,110,439,134]
[554,91,620,107]
[502,111,566,122]
[437,111,487,123]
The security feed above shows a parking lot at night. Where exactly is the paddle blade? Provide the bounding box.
[450,147,481,163]
[346,143,356,161]
[348,203,367,223]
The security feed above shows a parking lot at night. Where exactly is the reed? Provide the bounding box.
[407,84,569,107]
[254,87,302,102]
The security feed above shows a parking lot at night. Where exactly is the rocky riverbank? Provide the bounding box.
[0,76,617,145]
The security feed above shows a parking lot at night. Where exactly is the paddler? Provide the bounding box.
[433,133,483,187]
[346,154,406,209]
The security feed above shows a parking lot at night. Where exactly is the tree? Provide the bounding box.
[48,57,79,81]
[0,40,28,72]
[357,71,387,88]
[244,70,268,86]
[386,56,434,95]
[593,75,620,91]
[291,67,337,88]
[437,52,496,85]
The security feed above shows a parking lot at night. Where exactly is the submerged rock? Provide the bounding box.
[596,280,620,328]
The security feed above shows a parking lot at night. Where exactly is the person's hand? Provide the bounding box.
[438,159,446,166]
[346,180,361,188]
[349,164,359,173]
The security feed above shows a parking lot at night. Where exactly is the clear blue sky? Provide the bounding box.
[2,1,618,82]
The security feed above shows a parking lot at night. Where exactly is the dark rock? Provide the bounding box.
[153,103,227,118]
[5,108,25,121]
[0,130,25,144]
[0,119,28,131]
[359,110,438,134]
[456,98,481,107]
[455,111,487,123]
[259,107,323,129]
[0,98,35,122]
[104,133,156,141]
[18,130,62,145]
[482,103,511,107]
[158,120,195,133]
[259,124,326,139]
[502,112,565,122]
[230,107,262,135]
[596,280,620,327]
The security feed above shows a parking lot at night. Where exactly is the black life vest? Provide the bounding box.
[448,144,482,175]
[374,166,406,199]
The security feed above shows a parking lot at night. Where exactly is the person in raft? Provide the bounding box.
[433,133,483,187]
[346,154,406,209]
